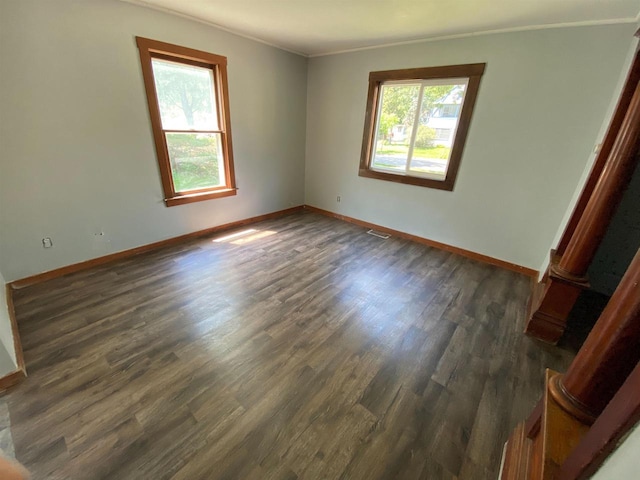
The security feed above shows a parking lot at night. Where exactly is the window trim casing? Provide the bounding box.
[359,63,486,191]
[136,36,237,207]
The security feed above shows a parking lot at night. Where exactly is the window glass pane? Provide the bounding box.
[166,132,224,192]
[409,82,467,179]
[152,58,218,131]
[371,83,420,173]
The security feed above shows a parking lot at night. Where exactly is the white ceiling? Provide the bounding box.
[124,0,640,56]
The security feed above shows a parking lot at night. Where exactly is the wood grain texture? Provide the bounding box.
[524,276,583,345]
[500,422,532,480]
[558,360,640,480]
[5,284,25,373]
[305,205,538,277]
[3,212,572,479]
[557,247,640,417]
[501,371,591,480]
[540,371,590,480]
[0,284,27,395]
[0,284,27,394]
[0,370,26,393]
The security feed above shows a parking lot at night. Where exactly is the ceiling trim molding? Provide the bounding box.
[309,17,639,58]
[120,0,308,57]
[120,0,639,59]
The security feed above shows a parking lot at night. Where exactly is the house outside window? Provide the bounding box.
[359,63,485,191]
[434,128,452,142]
[439,104,460,117]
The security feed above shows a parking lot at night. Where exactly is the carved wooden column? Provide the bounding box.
[525,75,640,343]
[558,360,640,479]
[549,247,640,421]
[501,247,640,479]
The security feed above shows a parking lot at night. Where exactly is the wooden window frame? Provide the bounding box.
[359,63,485,191]
[136,37,237,207]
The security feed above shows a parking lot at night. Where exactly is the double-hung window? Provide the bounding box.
[136,37,237,206]
[359,64,485,191]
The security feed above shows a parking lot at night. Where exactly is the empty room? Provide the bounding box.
[1,0,640,479]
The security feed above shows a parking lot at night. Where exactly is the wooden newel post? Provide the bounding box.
[502,248,640,479]
[549,247,640,422]
[503,41,640,477]
[552,82,640,282]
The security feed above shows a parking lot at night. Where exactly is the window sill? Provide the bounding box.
[359,168,455,191]
[165,188,237,207]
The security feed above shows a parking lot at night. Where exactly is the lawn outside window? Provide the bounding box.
[359,63,485,191]
[136,37,237,206]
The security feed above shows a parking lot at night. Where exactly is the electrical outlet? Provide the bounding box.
[337,195,341,203]
[42,237,53,248]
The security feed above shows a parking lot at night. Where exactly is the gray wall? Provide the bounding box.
[0,270,16,369]
[0,132,16,366]
[0,0,308,281]
[304,25,636,270]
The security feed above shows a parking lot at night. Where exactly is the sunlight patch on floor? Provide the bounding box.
[213,228,277,245]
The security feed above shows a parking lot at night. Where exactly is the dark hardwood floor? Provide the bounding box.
[2,212,574,479]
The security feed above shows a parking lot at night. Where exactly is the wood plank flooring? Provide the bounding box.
[2,212,574,479]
